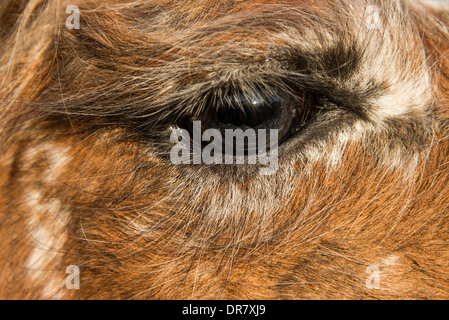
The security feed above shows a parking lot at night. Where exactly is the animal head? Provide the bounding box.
[1,0,449,299]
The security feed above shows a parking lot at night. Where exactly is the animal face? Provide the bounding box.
[1,0,449,299]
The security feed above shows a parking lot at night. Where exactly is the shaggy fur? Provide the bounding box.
[1,0,449,299]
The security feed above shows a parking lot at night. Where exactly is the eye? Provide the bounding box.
[179,89,315,148]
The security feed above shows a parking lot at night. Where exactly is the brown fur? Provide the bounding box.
[1,0,449,299]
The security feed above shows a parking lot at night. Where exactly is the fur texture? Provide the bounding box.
[1,0,449,299]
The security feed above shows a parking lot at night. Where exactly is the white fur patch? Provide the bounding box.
[25,189,69,299]
[22,142,71,183]
[419,0,449,9]
[42,279,64,300]
[382,255,400,267]
[43,144,71,184]
[302,120,377,169]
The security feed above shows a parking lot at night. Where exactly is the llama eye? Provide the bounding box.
[181,89,314,147]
